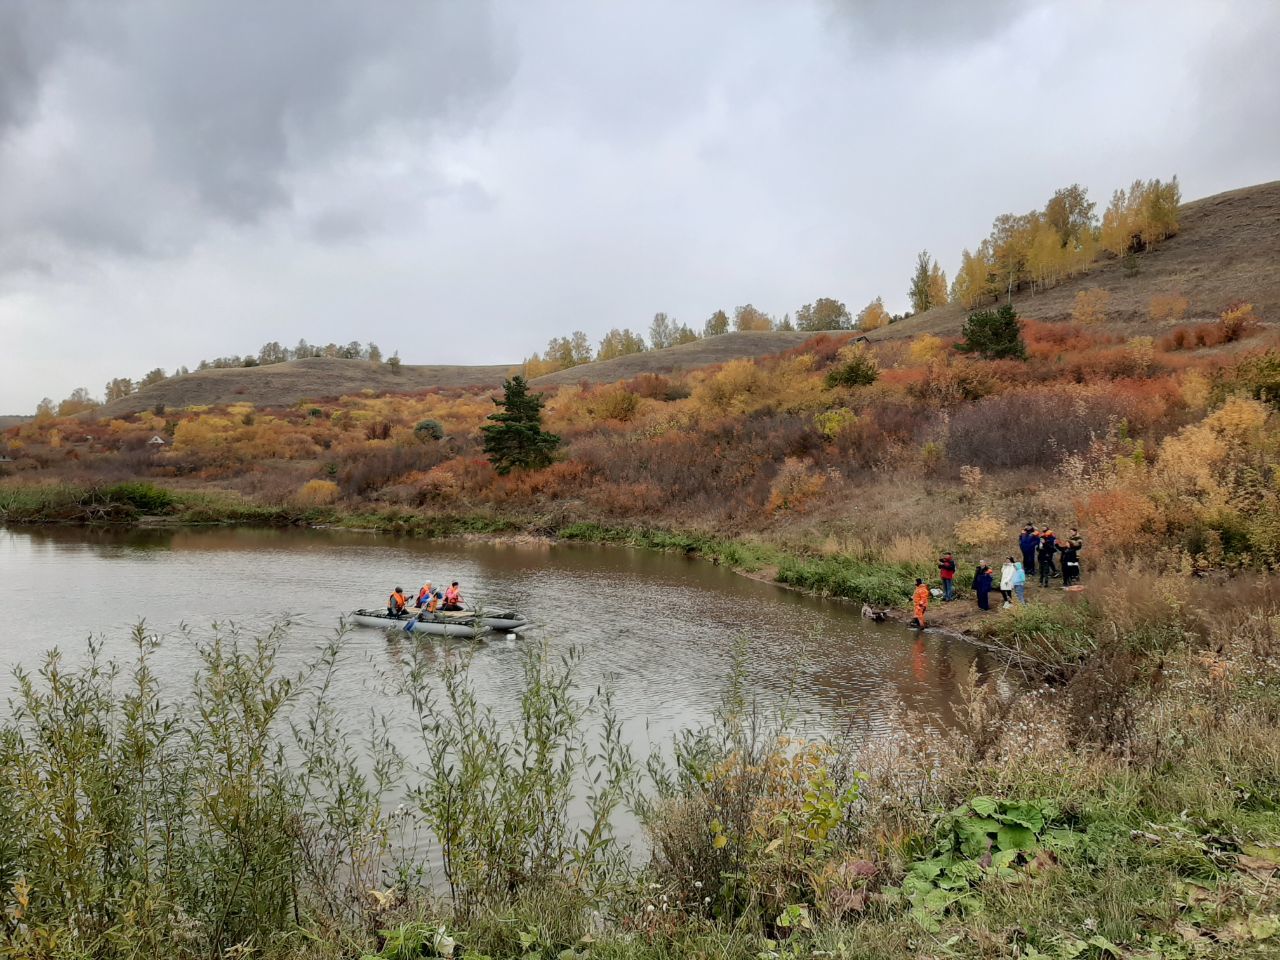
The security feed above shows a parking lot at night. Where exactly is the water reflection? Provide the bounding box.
[1,526,998,744]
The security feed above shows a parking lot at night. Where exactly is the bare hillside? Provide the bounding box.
[531,331,816,387]
[873,180,1280,340]
[0,415,33,430]
[97,357,515,417]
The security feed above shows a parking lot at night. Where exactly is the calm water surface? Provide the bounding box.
[0,526,995,751]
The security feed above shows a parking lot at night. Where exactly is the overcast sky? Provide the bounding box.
[1,0,1277,412]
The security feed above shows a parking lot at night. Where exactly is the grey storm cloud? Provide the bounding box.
[0,0,512,261]
[823,0,1044,46]
[1,0,1277,414]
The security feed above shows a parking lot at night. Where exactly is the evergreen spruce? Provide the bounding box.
[956,303,1028,360]
[481,376,560,474]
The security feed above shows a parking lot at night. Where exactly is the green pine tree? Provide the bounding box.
[956,303,1027,360]
[481,376,561,474]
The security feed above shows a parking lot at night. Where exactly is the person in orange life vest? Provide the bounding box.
[441,581,463,611]
[911,578,930,629]
[415,582,434,608]
[388,586,408,617]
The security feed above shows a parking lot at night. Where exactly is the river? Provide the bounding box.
[0,526,994,752]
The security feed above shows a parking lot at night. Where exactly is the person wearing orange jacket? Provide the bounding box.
[911,578,930,629]
[387,586,408,618]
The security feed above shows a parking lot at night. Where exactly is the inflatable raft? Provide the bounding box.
[351,609,491,638]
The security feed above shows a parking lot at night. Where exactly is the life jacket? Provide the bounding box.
[427,593,440,613]
[389,590,407,612]
[444,586,460,605]
[417,585,432,606]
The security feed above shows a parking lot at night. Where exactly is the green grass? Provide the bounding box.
[776,553,928,606]
[971,600,1100,672]
[555,521,777,571]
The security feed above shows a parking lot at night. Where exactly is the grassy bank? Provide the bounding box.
[0,482,931,607]
[2,607,1277,960]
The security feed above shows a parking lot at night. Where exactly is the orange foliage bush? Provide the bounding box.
[766,457,828,513]
[493,459,594,503]
[294,478,340,507]
[1160,303,1260,351]
[1148,293,1189,323]
[1072,487,1163,555]
[1070,287,1111,325]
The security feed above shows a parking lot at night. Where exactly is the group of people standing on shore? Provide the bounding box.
[909,524,1084,628]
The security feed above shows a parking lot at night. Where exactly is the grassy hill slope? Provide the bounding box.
[873,180,1280,340]
[94,332,820,416]
[97,357,515,417]
[531,330,816,387]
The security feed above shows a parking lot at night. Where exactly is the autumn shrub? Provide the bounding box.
[693,356,826,418]
[493,459,594,504]
[1161,304,1260,352]
[1071,486,1164,556]
[413,419,444,442]
[295,478,340,507]
[946,385,1140,470]
[1148,293,1189,323]
[1218,301,1259,342]
[336,442,450,497]
[1224,350,1280,406]
[906,334,946,365]
[953,512,1004,548]
[814,407,858,440]
[880,533,935,567]
[824,345,879,388]
[777,332,853,366]
[623,373,686,401]
[584,480,667,517]
[1070,287,1110,325]
[766,457,828,513]
[824,399,920,472]
[906,359,996,408]
[587,386,641,422]
[576,414,820,519]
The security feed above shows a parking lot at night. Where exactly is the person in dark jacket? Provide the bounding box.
[1037,536,1056,587]
[938,552,957,601]
[1059,540,1081,587]
[1040,528,1058,578]
[1019,524,1039,575]
[974,564,994,610]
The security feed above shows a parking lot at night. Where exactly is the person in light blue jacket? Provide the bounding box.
[1012,558,1027,604]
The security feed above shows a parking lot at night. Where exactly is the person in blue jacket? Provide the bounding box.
[1019,524,1039,575]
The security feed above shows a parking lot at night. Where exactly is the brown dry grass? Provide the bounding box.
[876,179,1280,340]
